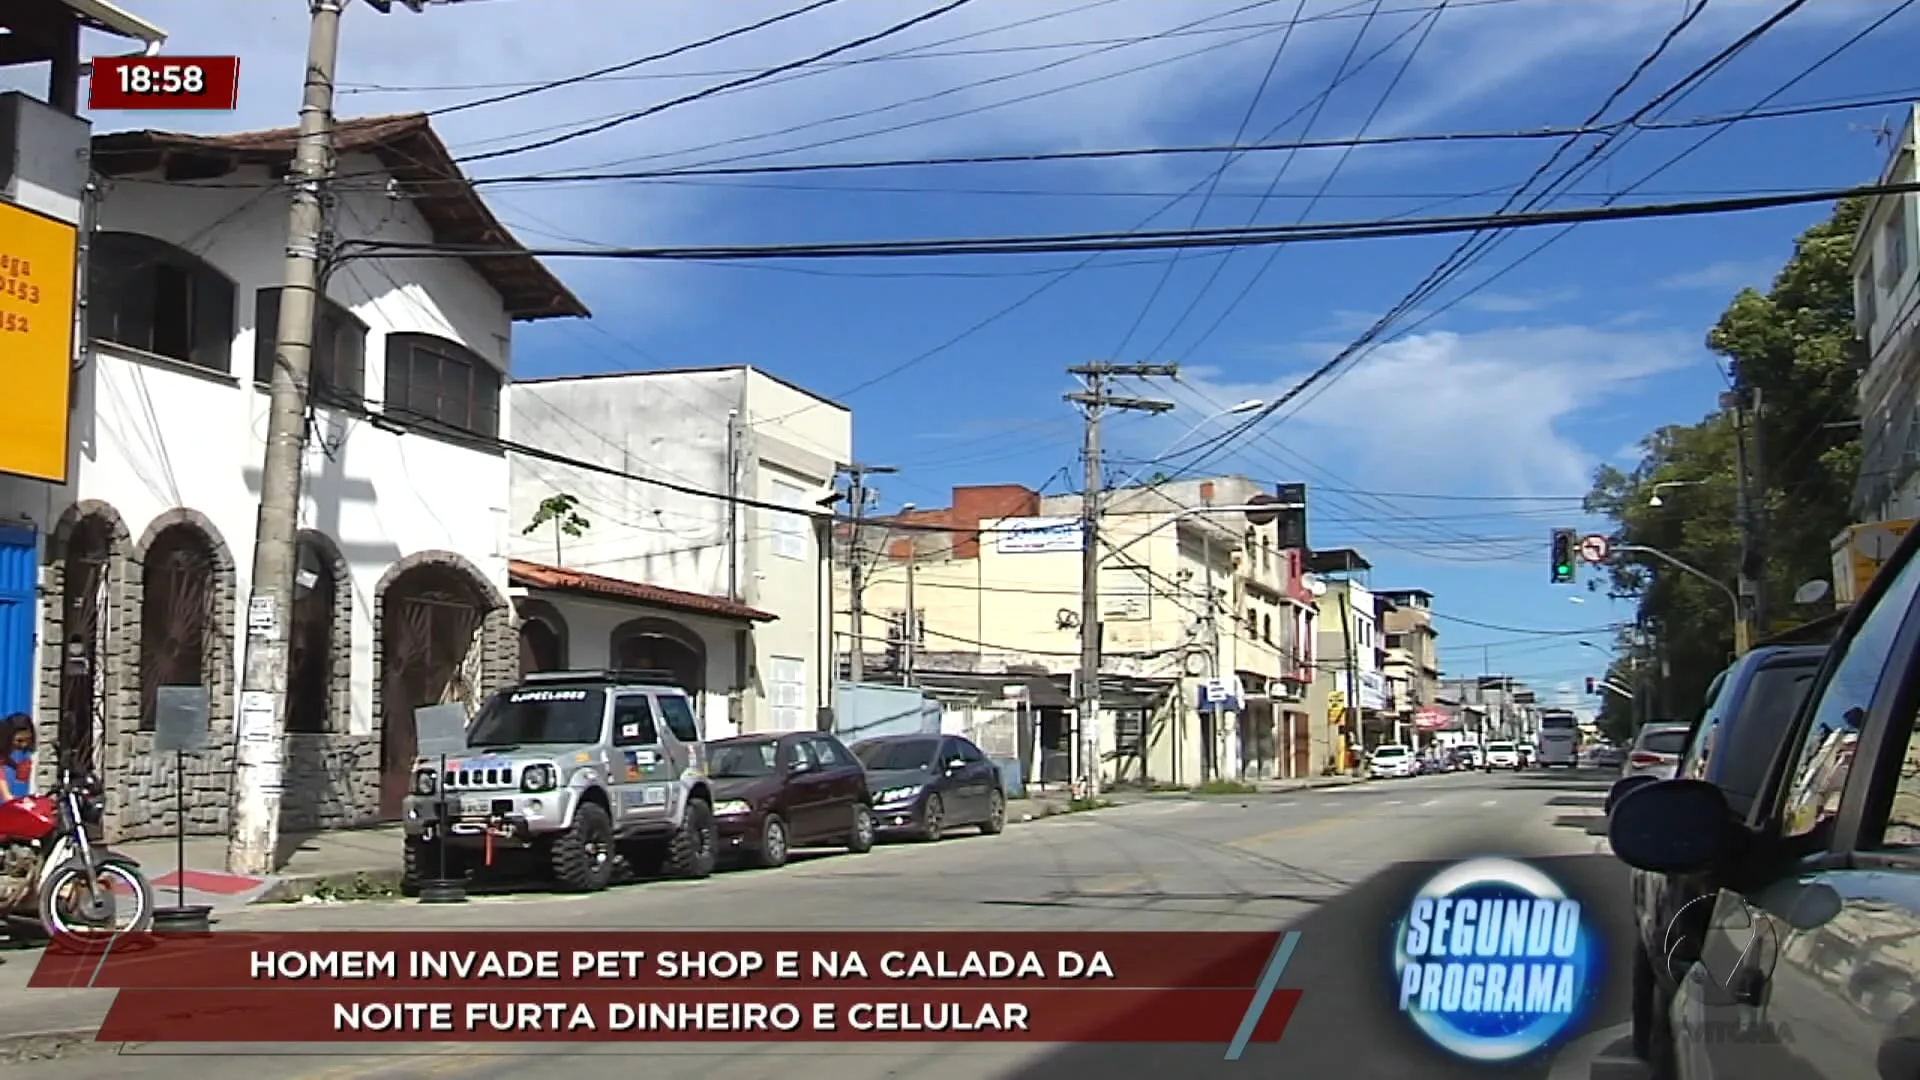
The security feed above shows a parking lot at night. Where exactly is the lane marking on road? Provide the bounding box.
[1383,800,1403,807]
[1482,800,1500,807]
[1419,799,1442,808]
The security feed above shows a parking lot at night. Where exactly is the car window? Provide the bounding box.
[710,740,778,778]
[612,697,658,747]
[792,739,819,769]
[1640,729,1691,755]
[1779,548,1920,839]
[656,694,701,743]
[957,739,986,763]
[1681,677,1736,780]
[854,739,938,771]
[1715,662,1819,816]
[806,736,846,768]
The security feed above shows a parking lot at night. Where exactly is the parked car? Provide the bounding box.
[400,670,718,895]
[1452,744,1484,770]
[1606,515,1920,1080]
[852,734,1006,841]
[1622,721,1693,781]
[1614,644,1825,1073]
[1590,744,1625,769]
[1484,741,1521,770]
[707,732,876,869]
[1367,744,1418,779]
[1516,743,1535,768]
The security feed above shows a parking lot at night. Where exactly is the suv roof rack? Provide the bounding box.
[520,668,685,688]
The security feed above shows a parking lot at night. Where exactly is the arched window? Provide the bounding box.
[89,231,236,373]
[139,524,218,730]
[254,288,367,405]
[383,332,500,440]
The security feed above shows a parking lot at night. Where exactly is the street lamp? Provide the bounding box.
[1647,480,1708,507]
[1611,542,1749,655]
[1113,399,1265,491]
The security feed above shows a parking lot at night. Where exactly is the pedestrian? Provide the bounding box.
[1,713,34,800]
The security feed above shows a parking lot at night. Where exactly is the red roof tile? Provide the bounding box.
[509,560,776,623]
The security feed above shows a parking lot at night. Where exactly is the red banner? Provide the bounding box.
[98,986,1303,1043]
[32,930,1277,990]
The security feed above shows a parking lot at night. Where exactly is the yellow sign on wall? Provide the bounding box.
[0,201,77,483]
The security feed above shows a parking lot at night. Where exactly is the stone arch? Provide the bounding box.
[125,507,239,840]
[514,597,569,676]
[371,551,512,818]
[288,530,352,735]
[609,616,708,699]
[36,501,135,802]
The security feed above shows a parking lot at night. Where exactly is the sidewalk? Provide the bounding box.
[107,794,1089,912]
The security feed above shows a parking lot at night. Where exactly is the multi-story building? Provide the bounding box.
[507,367,850,740]
[1377,588,1441,743]
[1840,103,1920,603]
[0,104,587,839]
[847,476,1317,786]
[1309,550,1385,766]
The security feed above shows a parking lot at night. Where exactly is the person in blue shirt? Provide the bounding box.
[1,713,33,800]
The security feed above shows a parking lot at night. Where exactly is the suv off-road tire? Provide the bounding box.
[550,802,616,892]
[663,798,718,879]
[402,837,465,898]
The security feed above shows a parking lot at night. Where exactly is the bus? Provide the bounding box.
[1536,710,1579,768]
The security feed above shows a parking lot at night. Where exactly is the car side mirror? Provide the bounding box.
[1608,779,1731,874]
[1605,774,1660,816]
[789,759,811,774]
[946,758,966,773]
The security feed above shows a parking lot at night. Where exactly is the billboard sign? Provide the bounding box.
[995,517,1082,554]
[0,201,77,483]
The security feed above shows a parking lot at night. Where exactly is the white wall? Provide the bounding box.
[73,155,518,732]
[525,592,741,740]
[509,368,851,734]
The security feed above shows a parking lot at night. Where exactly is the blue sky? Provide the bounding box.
[30,0,1918,702]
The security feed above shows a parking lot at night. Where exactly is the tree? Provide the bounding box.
[1585,199,1864,725]
[524,493,592,565]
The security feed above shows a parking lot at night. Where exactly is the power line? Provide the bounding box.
[341,176,1920,261]
[425,0,852,119]
[453,0,984,165]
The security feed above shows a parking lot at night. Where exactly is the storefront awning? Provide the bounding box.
[510,559,776,623]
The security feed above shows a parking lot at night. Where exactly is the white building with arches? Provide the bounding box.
[0,112,585,840]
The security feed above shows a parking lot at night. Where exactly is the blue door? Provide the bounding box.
[0,525,35,723]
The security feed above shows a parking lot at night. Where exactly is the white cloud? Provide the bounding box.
[1657,257,1781,292]
[1459,288,1576,314]
[1153,323,1705,498]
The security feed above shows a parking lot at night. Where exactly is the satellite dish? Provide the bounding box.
[1304,574,1327,598]
[1792,579,1831,606]
[1244,493,1281,526]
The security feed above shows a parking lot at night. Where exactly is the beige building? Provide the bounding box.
[1379,588,1442,742]
[846,476,1319,787]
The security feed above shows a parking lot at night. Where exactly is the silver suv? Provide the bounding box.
[401,670,719,893]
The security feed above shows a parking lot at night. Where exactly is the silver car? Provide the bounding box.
[1621,722,1692,781]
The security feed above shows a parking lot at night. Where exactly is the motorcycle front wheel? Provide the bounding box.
[39,859,155,950]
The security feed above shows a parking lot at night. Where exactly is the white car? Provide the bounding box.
[1483,741,1521,770]
[1367,744,1418,779]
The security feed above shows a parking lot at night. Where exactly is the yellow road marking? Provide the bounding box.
[1227,811,1361,851]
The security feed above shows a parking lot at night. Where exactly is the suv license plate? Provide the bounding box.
[642,786,667,806]
[461,795,495,816]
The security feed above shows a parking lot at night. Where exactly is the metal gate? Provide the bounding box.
[0,525,35,723]
[379,584,481,817]
[138,531,214,730]
[58,521,111,779]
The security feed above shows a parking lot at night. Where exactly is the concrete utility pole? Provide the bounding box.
[1728,382,1767,652]
[902,537,917,684]
[1066,362,1176,800]
[228,0,430,877]
[841,463,894,684]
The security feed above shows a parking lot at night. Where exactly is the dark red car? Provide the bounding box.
[707,732,875,868]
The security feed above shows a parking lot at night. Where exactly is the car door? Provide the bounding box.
[784,737,834,842]
[1671,527,1920,1080]
[798,735,858,843]
[934,737,982,822]
[955,737,998,821]
[610,695,666,822]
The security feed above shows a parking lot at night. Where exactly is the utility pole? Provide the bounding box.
[1066,362,1176,801]
[841,463,894,685]
[228,0,433,876]
[903,538,917,685]
[1201,531,1220,783]
[1726,384,1764,654]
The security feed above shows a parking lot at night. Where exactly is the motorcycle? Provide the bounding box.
[0,768,154,945]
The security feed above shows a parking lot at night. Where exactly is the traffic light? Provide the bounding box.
[1585,676,1596,695]
[1550,529,1577,584]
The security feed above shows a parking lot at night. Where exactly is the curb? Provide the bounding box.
[0,1027,108,1061]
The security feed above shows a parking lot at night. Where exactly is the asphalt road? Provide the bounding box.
[34,768,1632,1080]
